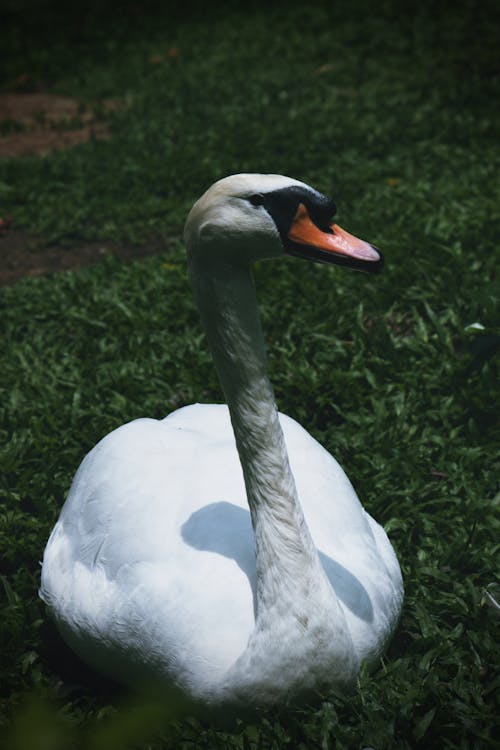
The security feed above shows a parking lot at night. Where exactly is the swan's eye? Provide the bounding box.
[248,194,265,206]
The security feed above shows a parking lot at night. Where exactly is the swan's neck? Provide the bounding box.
[189,256,356,699]
[189,258,326,612]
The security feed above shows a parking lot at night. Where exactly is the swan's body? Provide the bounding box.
[41,174,403,709]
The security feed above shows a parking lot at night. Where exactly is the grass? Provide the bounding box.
[1,0,499,747]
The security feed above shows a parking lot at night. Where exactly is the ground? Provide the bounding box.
[0,91,119,158]
[0,92,165,285]
[0,227,167,286]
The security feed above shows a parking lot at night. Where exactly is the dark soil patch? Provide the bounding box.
[0,228,169,286]
[0,92,164,282]
[0,92,166,284]
[0,93,121,157]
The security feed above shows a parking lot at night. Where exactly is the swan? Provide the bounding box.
[40,173,403,710]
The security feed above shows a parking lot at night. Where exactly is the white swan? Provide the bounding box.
[40,174,403,710]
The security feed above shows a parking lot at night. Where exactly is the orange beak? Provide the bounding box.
[287,203,382,270]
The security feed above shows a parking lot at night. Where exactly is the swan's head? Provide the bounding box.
[184,173,383,272]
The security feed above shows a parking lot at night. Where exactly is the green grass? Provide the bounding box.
[1,0,499,747]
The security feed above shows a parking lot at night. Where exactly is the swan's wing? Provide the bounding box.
[40,409,256,684]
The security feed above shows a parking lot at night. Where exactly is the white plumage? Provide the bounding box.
[41,174,403,710]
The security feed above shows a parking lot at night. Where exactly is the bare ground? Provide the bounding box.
[0,92,120,157]
[0,92,168,285]
[0,229,169,286]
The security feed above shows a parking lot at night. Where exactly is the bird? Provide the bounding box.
[40,173,403,712]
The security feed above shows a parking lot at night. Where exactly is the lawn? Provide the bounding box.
[1,0,499,748]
